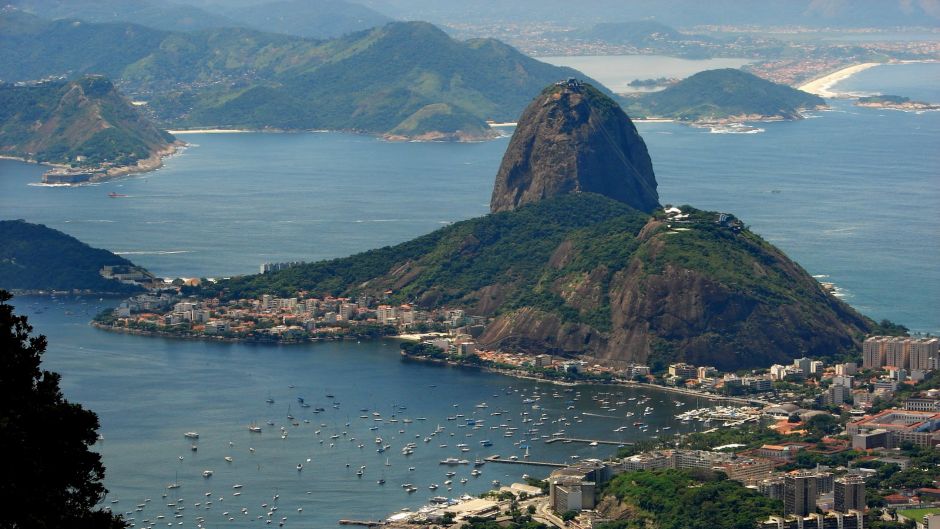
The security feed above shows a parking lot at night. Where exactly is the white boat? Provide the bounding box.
[184,432,199,439]
[248,425,262,433]
[224,456,233,463]
[202,470,213,478]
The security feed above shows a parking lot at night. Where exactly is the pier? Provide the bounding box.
[483,456,566,467]
[339,520,386,527]
[544,438,632,446]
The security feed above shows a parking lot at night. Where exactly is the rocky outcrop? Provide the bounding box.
[475,213,871,371]
[213,80,873,371]
[490,80,660,214]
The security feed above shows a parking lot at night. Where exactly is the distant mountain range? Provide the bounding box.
[361,0,940,28]
[0,76,177,171]
[0,220,147,294]
[0,12,600,139]
[4,0,392,38]
[621,69,826,122]
[198,82,872,370]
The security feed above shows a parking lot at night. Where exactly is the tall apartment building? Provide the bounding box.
[911,338,940,371]
[885,338,911,369]
[865,336,939,371]
[863,337,888,369]
[784,471,818,516]
[834,476,865,513]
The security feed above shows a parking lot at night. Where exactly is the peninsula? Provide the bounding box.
[621,69,826,124]
[98,80,873,372]
[0,220,154,294]
[0,76,181,184]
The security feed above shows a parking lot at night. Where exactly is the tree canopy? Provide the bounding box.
[0,290,125,529]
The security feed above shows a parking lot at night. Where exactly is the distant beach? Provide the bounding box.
[166,129,253,134]
[798,63,880,97]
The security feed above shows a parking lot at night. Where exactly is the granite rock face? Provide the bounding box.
[490,80,660,214]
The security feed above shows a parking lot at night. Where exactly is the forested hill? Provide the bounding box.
[0,76,175,167]
[622,68,825,121]
[0,220,147,293]
[5,0,392,38]
[0,12,603,138]
[198,193,872,371]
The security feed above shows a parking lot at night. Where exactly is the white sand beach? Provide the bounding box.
[166,129,253,134]
[798,63,880,98]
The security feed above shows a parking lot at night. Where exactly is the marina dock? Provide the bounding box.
[544,437,631,446]
[483,456,566,467]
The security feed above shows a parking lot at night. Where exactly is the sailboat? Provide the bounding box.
[166,472,181,489]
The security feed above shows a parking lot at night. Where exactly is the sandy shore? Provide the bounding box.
[166,129,253,134]
[798,63,880,98]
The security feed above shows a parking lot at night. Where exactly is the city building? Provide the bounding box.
[761,511,864,529]
[835,363,858,376]
[834,476,865,513]
[905,399,940,412]
[911,338,940,371]
[847,409,940,449]
[794,358,814,377]
[668,363,698,379]
[759,477,786,500]
[823,385,851,406]
[784,471,818,516]
[885,339,911,369]
[863,336,889,369]
[714,457,776,485]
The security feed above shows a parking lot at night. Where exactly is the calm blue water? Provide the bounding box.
[0,61,938,528]
[14,295,703,528]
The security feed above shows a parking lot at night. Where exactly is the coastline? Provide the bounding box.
[7,141,186,186]
[92,320,759,403]
[797,62,881,98]
[91,142,185,182]
[166,128,253,134]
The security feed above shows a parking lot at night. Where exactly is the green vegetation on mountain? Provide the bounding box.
[596,470,781,529]
[223,0,392,38]
[622,69,825,121]
[8,0,391,38]
[6,0,232,32]
[0,220,146,293]
[199,192,871,370]
[0,76,175,166]
[0,12,601,138]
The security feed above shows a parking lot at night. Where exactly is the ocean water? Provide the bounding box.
[0,61,937,528]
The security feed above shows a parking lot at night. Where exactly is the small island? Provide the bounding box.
[0,76,182,184]
[855,95,940,111]
[621,69,826,128]
[628,77,679,89]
